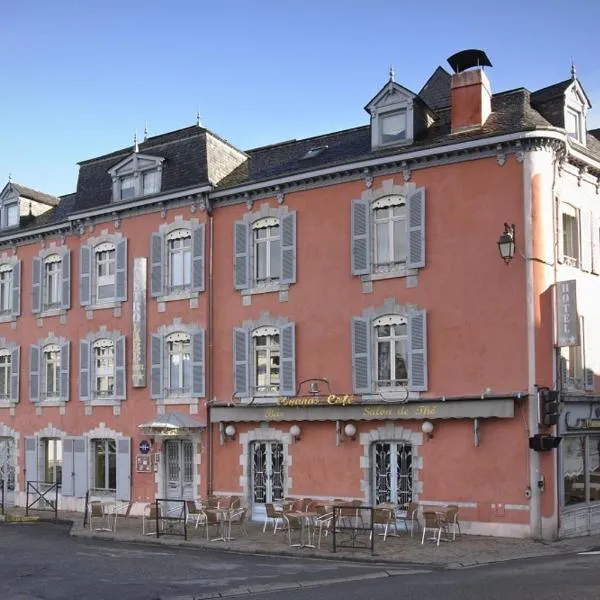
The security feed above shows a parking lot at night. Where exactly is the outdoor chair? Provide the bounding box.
[111,501,133,532]
[397,501,420,537]
[441,505,461,540]
[200,508,222,540]
[301,497,314,511]
[313,510,333,548]
[283,512,304,547]
[185,500,206,529]
[227,495,241,510]
[229,507,248,537]
[142,502,162,536]
[371,507,397,541]
[199,496,219,510]
[421,511,446,546]
[88,500,111,532]
[263,502,284,533]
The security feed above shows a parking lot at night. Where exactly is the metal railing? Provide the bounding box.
[25,481,60,519]
[155,498,188,541]
[332,505,375,554]
[0,481,4,515]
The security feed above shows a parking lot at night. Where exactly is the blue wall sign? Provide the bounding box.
[139,440,151,454]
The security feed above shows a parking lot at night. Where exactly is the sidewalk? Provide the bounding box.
[4,507,600,569]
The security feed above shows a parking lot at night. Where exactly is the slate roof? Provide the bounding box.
[12,183,59,206]
[6,70,600,238]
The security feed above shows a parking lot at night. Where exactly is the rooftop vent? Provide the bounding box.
[447,49,492,74]
[301,145,328,160]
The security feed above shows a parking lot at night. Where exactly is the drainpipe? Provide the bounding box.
[206,196,215,496]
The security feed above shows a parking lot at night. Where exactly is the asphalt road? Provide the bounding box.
[0,523,599,600]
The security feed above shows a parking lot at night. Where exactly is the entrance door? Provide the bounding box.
[164,440,194,506]
[373,441,413,506]
[0,437,16,508]
[251,441,284,520]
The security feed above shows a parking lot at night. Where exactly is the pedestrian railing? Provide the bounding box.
[25,481,60,520]
[331,504,375,554]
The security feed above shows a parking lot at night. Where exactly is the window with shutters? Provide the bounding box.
[562,205,580,267]
[150,322,205,402]
[42,345,61,400]
[44,257,62,308]
[352,300,427,398]
[0,339,19,404]
[43,438,62,485]
[233,206,296,296]
[92,438,117,492]
[29,336,69,405]
[0,267,12,314]
[351,183,425,282]
[233,316,295,400]
[0,350,11,401]
[94,340,115,398]
[32,247,70,315]
[150,220,204,301]
[108,152,164,202]
[80,234,127,308]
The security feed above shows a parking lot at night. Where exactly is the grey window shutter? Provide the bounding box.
[9,345,19,403]
[150,232,164,297]
[80,245,91,306]
[150,333,163,399]
[581,209,592,272]
[61,251,71,310]
[115,238,127,302]
[191,328,205,397]
[351,316,371,394]
[407,188,426,269]
[191,224,205,292]
[73,437,88,498]
[60,342,70,402]
[351,199,370,275]
[114,336,126,400]
[29,345,40,403]
[280,323,296,396]
[280,212,297,285]
[115,437,131,501]
[79,340,90,401]
[234,221,249,290]
[592,214,600,275]
[556,199,564,264]
[61,437,74,496]
[11,260,21,317]
[31,257,42,314]
[408,309,428,391]
[25,436,37,486]
[233,328,249,396]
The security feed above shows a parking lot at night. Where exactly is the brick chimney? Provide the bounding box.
[451,68,491,132]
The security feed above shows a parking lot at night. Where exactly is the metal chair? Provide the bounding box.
[283,512,305,547]
[421,511,444,546]
[185,500,206,529]
[89,500,111,532]
[229,507,248,537]
[441,505,461,540]
[397,501,420,537]
[371,507,396,541]
[263,502,284,533]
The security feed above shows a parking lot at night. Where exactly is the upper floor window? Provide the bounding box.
[150,223,204,299]
[233,208,296,292]
[0,267,12,313]
[79,332,125,403]
[150,325,205,400]
[120,175,135,200]
[352,187,424,280]
[0,341,19,403]
[352,303,427,395]
[566,109,584,143]
[0,260,20,319]
[233,319,295,398]
[561,204,580,268]
[143,171,160,195]
[80,237,127,307]
[5,204,18,227]
[380,110,407,145]
[253,218,281,284]
[108,152,164,202]
[0,350,11,401]
[29,340,69,403]
[32,251,70,314]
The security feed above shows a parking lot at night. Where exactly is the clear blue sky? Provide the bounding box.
[2,0,598,197]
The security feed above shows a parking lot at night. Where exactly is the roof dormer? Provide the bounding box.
[365,68,435,151]
[108,145,165,202]
[564,74,591,146]
[0,182,57,230]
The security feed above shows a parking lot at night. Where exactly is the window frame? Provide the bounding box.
[108,152,164,202]
[253,218,281,285]
[0,350,11,401]
[379,109,408,146]
[166,230,193,293]
[5,203,19,227]
[42,344,61,401]
[253,326,281,394]
[561,204,580,267]
[374,315,409,389]
[0,267,12,314]
[93,339,115,399]
[43,437,63,485]
[165,332,191,396]
[92,438,117,492]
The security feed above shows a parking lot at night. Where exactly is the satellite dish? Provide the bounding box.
[447,49,492,74]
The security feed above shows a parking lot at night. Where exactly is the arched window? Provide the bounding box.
[166,332,191,394]
[252,326,280,393]
[166,229,192,291]
[253,217,281,283]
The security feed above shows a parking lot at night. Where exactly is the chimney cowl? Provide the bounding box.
[447,49,492,74]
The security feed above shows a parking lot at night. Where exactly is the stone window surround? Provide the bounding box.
[359,423,423,505]
[564,85,588,147]
[30,424,68,485]
[156,216,202,304]
[0,337,18,410]
[239,203,293,299]
[33,333,69,410]
[358,179,419,286]
[0,252,19,324]
[155,317,203,406]
[108,152,165,202]
[359,297,421,402]
[83,230,126,312]
[82,326,124,406]
[84,422,124,499]
[0,423,20,494]
[35,243,69,318]
[238,312,291,404]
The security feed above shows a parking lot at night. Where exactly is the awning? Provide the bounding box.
[138,412,206,435]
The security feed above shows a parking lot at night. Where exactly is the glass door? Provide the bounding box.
[251,442,284,519]
[373,441,413,506]
[0,438,15,507]
[164,440,194,509]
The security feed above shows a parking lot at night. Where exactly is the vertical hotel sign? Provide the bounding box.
[132,257,147,387]
[556,279,580,347]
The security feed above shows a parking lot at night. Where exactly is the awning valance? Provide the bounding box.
[138,412,206,435]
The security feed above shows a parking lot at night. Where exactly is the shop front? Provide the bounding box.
[559,396,600,537]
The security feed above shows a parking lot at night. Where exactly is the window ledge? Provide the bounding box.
[0,400,16,408]
[86,300,122,311]
[159,395,195,405]
[38,307,67,318]
[362,391,421,402]
[86,397,121,406]
[156,289,198,303]
[0,313,15,323]
[241,282,289,296]
[362,267,417,282]
[38,399,67,407]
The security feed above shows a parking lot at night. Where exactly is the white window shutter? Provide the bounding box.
[407,188,426,269]
[61,251,71,309]
[11,260,20,317]
[351,316,371,394]
[114,336,126,400]
[280,212,297,285]
[9,345,19,403]
[60,342,70,402]
[73,437,88,498]
[408,309,428,391]
[80,245,91,306]
[31,257,42,314]
[191,224,205,292]
[191,329,205,397]
[115,239,127,302]
[233,328,249,397]
[351,200,370,275]
[61,437,75,496]
[150,232,164,297]
[24,436,37,487]
[115,437,131,501]
[280,323,296,396]
[233,221,250,289]
[29,345,40,403]
[150,333,163,399]
[580,209,592,272]
[556,199,564,264]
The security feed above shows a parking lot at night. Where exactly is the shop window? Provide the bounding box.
[563,436,586,506]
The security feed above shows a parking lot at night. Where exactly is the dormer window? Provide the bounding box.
[108,152,164,202]
[563,80,590,147]
[6,204,19,227]
[566,108,584,143]
[380,110,407,145]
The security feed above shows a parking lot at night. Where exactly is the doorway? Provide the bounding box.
[164,439,194,503]
[251,441,284,520]
[0,437,16,508]
[372,441,413,506]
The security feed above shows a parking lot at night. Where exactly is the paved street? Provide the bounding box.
[1,523,599,600]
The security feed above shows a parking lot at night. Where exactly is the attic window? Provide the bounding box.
[381,110,407,145]
[566,108,584,144]
[108,152,164,203]
[5,204,19,227]
[301,146,328,160]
